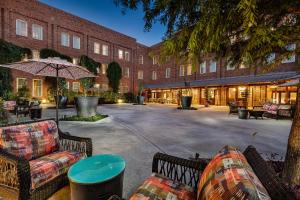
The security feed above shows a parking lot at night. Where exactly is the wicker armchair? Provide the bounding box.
[141,146,295,200]
[0,119,92,200]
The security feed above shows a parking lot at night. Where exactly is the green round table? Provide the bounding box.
[68,154,126,200]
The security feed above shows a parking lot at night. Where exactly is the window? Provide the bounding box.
[125,51,130,61]
[32,50,40,59]
[138,70,143,79]
[266,53,276,64]
[94,42,100,54]
[102,45,109,56]
[187,64,192,75]
[179,65,185,76]
[33,79,42,97]
[209,60,217,72]
[73,36,80,49]
[200,61,206,74]
[118,49,124,59]
[124,67,130,78]
[153,56,158,65]
[101,64,108,75]
[72,58,79,65]
[61,32,70,47]
[165,68,171,78]
[152,71,157,80]
[226,61,235,71]
[16,78,27,92]
[66,82,70,90]
[282,43,296,63]
[32,24,43,40]
[72,82,80,92]
[16,19,27,37]
[139,55,144,64]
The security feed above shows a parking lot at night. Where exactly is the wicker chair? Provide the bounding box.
[145,146,295,200]
[228,102,239,114]
[0,119,93,200]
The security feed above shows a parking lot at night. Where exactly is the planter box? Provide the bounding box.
[137,96,145,105]
[75,96,99,117]
[181,96,192,108]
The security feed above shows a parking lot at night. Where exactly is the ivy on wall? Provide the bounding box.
[40,48,72,62]
[79,55,100,75]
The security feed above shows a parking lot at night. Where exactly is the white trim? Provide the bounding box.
[16,78,27,92]
[32,24,43,40]
[72,36,81,49]
[94,42,100,54]
[61,32,70,47]
[200,61,206,74]
[102,45,109,56]
[32,79,43,97]
[72,82,80,92]
[16,19,27,37]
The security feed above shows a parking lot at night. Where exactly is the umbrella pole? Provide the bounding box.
[56,67,59,126]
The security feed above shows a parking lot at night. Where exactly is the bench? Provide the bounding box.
[258,103,295,119]
[129,146,295,200]
[0,119,92,200]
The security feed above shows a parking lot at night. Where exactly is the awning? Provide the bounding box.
[278,79,299,87]
[145,71,299,89]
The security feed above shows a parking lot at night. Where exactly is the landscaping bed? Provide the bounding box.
[61,114,108,122]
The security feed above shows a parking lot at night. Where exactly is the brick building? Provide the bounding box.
[0,0,299,106]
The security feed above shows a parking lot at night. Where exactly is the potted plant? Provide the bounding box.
[46,77,68,108]
[181,82,193,108]
[75,78,99,117]
[137,82,145,105]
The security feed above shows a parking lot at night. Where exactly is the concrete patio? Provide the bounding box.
[18,104,292,198]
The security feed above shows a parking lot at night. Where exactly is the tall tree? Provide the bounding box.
[107,62,122,93]
[115,0,300,185]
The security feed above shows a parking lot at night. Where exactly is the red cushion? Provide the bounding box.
[130,173,195,200]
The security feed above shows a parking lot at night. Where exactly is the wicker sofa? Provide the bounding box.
[129,146,295,200]
[259,103,295,119]
[0,119,92,200]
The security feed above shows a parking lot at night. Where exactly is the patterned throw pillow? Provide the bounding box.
[0,120,59,160]
[197,146,271,200]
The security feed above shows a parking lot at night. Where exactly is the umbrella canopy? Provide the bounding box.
[0,57,96,125]
[0,57,95,80]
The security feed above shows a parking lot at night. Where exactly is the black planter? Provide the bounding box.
[98,97,105,105]
[75,96,99,117]
[238,108,249,119]
[55,96,68,109]
[137,96,145,105]
[181,96,192,108]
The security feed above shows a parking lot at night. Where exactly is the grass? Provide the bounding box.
[61,114,108,122]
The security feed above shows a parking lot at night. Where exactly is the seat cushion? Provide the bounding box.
[130,173,195,200]
[30,150,85,189]
[0,120,59,160]
[197,146,271,200]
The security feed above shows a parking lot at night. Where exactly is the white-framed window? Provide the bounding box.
[200,61,206,74]
[72,58,79,65]
[165,68,171,78]
[32,50,40,59]
[16,19,27,37]
[282,43,296,63]
[179,65,185,76]
[101,63,108,75]
[61,32,70,47]
[266,53,276,64]
[94,42,100,54]
[102,45,109,56]
[72,82,80,92]
[73,36,80,49]
[152,71,157,80]
[66,81,70,90]
[187,64,192,75]
[226,60,235,70]
[138,70,143,79]
[209,60,217,72]
[125,51,130,61]
[32,79,42,97]
[153,56,158,65]
[16,78,27,92]
[124,67,130,78]
[118,49,124,59]
[139,55,144,64]
[32,24,43,40]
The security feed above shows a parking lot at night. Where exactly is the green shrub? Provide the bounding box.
[79,55,100,75]
[98,91,120,103]
[123,92,135,103]
[40,48,72,62]
[61,114,108,122]
[107,62,122,93]
[0,98,7,124]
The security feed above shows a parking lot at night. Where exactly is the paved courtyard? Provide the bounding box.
[41,103,292,198]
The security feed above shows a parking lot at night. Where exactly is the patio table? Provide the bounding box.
[68,154,126,200]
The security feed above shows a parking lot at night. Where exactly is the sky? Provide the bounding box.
[39,0,166,46]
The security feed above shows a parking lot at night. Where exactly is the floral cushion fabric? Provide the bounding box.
[130,173,195,200]
[197,146,271,200]
[0,120,59,160]
[30,150,85,189]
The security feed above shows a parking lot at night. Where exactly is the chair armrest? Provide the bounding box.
[152,152,209,190]
[0,149,31,200]
[58,130,93,157]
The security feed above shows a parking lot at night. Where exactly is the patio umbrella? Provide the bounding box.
[0,57,96,125]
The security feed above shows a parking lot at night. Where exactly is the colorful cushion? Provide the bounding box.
[270,104,279,111]
[29,150,85,189]
[197,146,271,200]
[0,120,59,160]
[3,101,16,111]
[262,103,271,111]
[130,173,195,200]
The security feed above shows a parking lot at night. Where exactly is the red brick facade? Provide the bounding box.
[0,0,299,104]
